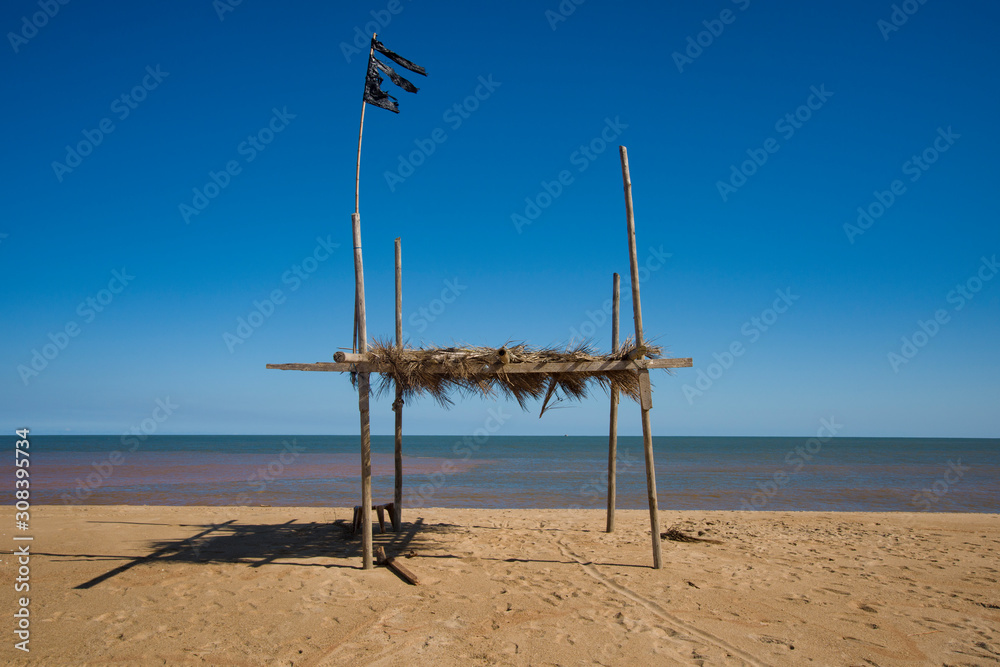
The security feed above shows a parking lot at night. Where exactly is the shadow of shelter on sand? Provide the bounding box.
[64,516,460,589]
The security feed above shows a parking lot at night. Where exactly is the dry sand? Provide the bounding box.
[2,506,999,665]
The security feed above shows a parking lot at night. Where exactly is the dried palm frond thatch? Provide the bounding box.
[351,339,668,411]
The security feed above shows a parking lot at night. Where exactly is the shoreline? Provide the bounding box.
[3,506,998,664]
[19,502,1000,515]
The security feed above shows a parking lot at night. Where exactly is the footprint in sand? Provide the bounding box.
[755,634,795,650]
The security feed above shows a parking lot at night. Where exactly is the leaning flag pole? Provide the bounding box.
[351,33,426,570]
[352,34,375,570]
[354,36,373,217]
[352,35,375,355]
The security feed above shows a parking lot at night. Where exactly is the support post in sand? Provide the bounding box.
[393,237,403,532]
[353,212,373,570]
[619,145,663,569]
[606,272,620,533]
[353,34,377,571]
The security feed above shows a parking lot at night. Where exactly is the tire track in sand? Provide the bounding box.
[552,535,770,667]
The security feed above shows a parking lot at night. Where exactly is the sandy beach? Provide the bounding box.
[2,506,999,665]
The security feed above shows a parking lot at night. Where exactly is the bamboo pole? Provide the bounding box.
[352,44,370,354]
[606,272,620,533]
[355,34,374,217]
[352,302,358,353]
[354,34,377,570]
[353,212,373,570]
[393,237,403,532]
[619,145,663,569]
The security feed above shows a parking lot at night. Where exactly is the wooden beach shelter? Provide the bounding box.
[266,33,691,570]
[267,144,692,569]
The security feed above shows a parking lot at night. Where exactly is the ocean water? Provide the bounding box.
[8,435,999,512]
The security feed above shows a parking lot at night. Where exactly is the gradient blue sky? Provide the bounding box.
[2,0,998,437]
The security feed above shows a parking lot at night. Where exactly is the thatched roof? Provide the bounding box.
[356,339,668,411]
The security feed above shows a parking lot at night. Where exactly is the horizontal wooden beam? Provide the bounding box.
[268,362,355,372]
[266,358,693,374]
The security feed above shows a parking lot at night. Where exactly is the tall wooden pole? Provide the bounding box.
[353,212,373,570]
[393,237,403,531]
[606,272,620,533]
[354,34,377,570]
[619,145,663,569]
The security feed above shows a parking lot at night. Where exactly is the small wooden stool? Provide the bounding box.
[351,502,396,535]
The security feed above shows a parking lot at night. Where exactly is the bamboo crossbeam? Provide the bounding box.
[267,358,692,374]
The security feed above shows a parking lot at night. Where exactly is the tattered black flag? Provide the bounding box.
[363,37,427,114]
[364,59,399,113]
[375,58,419,93]
[373,39,427,76]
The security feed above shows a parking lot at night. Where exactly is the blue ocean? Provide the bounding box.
[10,435,999,512]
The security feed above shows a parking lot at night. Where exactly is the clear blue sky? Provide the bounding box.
[2,0,997,437]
